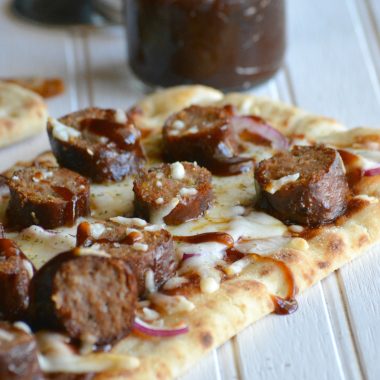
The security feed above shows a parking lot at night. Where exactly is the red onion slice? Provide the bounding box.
[231,115,289,150]
[364,166,380,176]
[182,253,201,261]
[133,317,189,337]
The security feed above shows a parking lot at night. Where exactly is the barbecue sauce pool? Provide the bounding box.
[125,0,286,90]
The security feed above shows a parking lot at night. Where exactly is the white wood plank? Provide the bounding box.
[366,0,380,37]
[236,286,344,380]
[180,350,221,380]
[321,275,364,379]
[217,339,241,380]
[336,247,380,380]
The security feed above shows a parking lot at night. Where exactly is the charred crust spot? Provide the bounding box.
[317,261,330,269]
[358,233,370,248]
[199,331,213,349]
[259,266,273,277]
[273,249,300,264]
[327,236,345,256]
[302,272,313,285]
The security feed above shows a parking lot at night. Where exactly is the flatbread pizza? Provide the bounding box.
[0,81,47,149]
[1,85,379,380]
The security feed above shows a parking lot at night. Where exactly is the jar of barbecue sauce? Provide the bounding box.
[124,0,286,91]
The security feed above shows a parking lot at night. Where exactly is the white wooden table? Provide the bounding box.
[1,0,380,378]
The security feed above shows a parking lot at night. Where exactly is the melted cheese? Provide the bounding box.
[74,247,110,257]
[114,109,127,124]
[89,223,106,238]
[340,148,380,171]
[91,178,135,219]
[9,225,77,269]
[13,322,32,334]
[145,269,156,293]
[235,237,291,255]
[224,257,252,276]
[353,194,379,204]
[264,173,300,194]
[149,293,195,314]
[150,198,179,225]
[110,216,147,227]
[163,276,189,290]
[0,328,14,341]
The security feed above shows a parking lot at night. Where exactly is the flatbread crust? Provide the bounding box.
[2,77,65,98]
[85,86,379,380]
[3,85,380,379]
[0,81,47,148]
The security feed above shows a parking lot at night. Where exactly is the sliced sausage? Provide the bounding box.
[133,162,213,225]
[162,105,252,175]
[0,239,35,321]
[47,108,145,182]
[7,166,90,229]
[29,250,137,346]
[0,321,42,380]
[254,145,349,226]
[76,218,177,296]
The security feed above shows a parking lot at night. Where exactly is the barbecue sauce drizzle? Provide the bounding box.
[80,118,142,152]
[52,185,78,225]
[173,232,298,315]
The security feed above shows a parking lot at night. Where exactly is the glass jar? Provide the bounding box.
[125,0,286,91]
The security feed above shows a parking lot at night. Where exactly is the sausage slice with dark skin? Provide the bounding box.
[254,145,349,226]
[0,239,35,321]
[0,321,42,380]
[133,162,213,225]
[29,250,138,346]
[162,105,252,175]
[47,108,145,182]
[76,218,177,296]
[6,166,90,229]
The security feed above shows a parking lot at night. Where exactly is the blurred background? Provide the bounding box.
[1,0,379,129]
